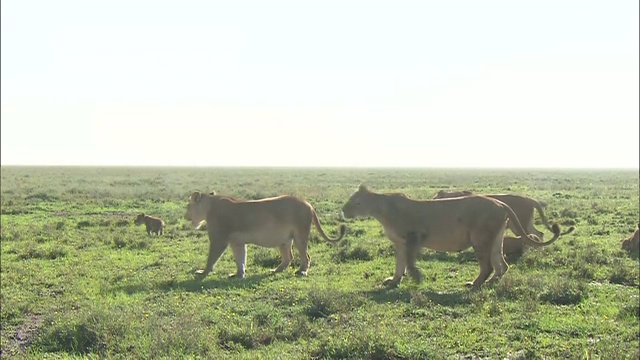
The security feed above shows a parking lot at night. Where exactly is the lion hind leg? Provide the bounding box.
[467,250,493,289]
[467,230,499,289]
[229,244,247,278]
[405,231,423,284]
[292,231,311,276]
[273,242,293,273]
[487,225,509,285]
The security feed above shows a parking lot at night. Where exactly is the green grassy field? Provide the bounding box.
[1,166,638,359]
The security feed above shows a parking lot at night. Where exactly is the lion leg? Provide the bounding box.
[383,240,406,287]
[466,231,495,289]
[229,244,247,278]
[466,249,493,290]
[293,241,310,277]
[195,232,228,277]
[292,226,311,276]
[405,231,423,284]
[273,242,293,273]
[487,226,509,285]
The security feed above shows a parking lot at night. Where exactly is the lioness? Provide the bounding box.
[621,224,639,253]
[134,213,165,236]
[185,191,346,279]
[341,184,560,289]
[433,190,574,241]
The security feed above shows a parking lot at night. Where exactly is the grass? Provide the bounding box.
[1,166,638,359]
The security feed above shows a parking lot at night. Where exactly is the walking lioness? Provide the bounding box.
[341,184,559,289]
[185,191,346,279]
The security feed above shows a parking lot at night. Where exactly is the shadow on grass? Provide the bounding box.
[361,286,471,307]
[418,250,478,264]
[114,273,274,295]
[162,273,274,292]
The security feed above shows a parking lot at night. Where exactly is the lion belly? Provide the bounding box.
[385,226,471,252]
[421,234,472,252]
[227,228,293,248]
[411,227,472,252]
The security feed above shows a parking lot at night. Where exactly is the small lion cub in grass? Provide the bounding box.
[621,223,639,255]
[134,213,165,236]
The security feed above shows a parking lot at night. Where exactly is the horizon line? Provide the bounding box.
[1,164,638,171]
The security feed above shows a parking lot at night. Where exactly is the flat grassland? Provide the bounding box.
[1,166,638,359]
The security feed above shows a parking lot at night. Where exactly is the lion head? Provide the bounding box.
[341,184,376,219]
[621,224,639,252]
[134,213,146,225]
[185,191,215,229]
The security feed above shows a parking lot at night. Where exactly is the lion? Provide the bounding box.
[185,191,346,279]
[134,213,165,236]
[433,190,574,241]
[341,184,561,289]
[621,224,639,254]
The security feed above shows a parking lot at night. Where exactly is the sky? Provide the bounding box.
[1,0,638,168]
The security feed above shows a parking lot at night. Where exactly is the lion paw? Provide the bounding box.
[382,277,400,288]
[465,281,484,290]
[295,270,308,277]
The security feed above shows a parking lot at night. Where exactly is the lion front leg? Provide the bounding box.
[383,241,407,288]
[195,232,229,278]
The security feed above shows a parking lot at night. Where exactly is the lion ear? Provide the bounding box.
[209,190,216,195]
[357,183,368,192]
[190,191,202,202]
[437,190,445,196]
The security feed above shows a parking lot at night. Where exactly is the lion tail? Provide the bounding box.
[496,199,560,247]
[531,199,556,233]
[311,209,346,243]
[531,199,575,236]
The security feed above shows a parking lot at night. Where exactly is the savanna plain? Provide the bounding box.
[0,166,638,359]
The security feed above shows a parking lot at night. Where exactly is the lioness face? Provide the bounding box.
[341,185,374,219]
[134,214,145,225]
[185,192,208,228]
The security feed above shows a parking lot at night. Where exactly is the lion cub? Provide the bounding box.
[621,224,639,254]
[134,213,165,236]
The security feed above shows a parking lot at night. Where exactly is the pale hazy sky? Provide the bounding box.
[1,0,638,168]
